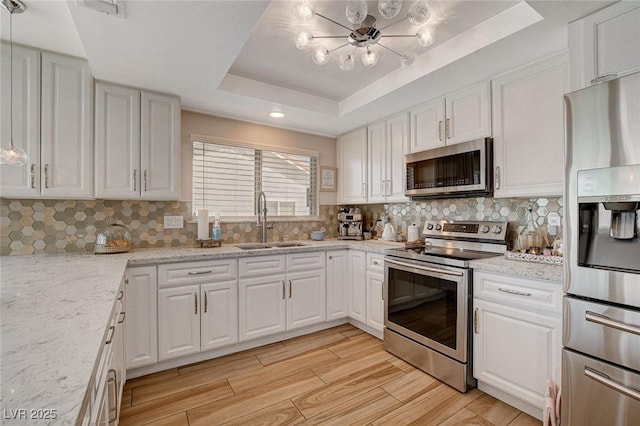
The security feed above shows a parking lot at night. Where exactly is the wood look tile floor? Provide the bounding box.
[120,324,541,426]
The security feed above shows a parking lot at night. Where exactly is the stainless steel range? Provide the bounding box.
[383,220,507,392]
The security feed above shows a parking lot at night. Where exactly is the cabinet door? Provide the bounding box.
[366,271,384,332]
[367,121,387,203]
[0,44,40,198]
[473,299,562,410]
[445,82,491,145]
[201,280,238,351]
[410,97,445,152]
[286,269,327,330]
[124,266,157,369]
[94,82,140,199]
[326,250,349,320]
[158,285,201,361]
[386,112,409,202]
[40,53,93,199]
[238,275,286,341]
[348,251,367,323]
[492,53,569,198]
[140,91,180,200]
[337,127,367,203]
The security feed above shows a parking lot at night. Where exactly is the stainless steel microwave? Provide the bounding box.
[404,138,493,198]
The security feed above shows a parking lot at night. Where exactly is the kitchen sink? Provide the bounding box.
[235,242,309,250]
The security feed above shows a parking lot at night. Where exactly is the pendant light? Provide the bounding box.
[0,0,29,166]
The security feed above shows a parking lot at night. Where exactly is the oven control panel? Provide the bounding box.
[422,220,507,241]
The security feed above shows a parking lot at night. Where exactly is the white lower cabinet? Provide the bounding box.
[201,281,239,351]
[326,250,349,320]
[366,253,385,332]
[473,271,562,419]
[348,251,367,323]
[158,285,201,360]
[124,266,157,369]
[238,252,327,342]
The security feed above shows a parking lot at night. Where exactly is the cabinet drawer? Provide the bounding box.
[286,251,325,272]
[367,253,384,272]
[239,255,285,278]
[474,271,562,315]
[158,259,237,287]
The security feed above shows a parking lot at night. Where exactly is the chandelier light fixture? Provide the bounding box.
[0,0,29,166]
[293,0,436,71]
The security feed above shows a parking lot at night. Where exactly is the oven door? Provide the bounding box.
[384,257,469,362]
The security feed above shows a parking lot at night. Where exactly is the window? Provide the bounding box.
[192,140,318,219]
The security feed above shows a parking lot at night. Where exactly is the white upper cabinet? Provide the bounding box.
[1,46,92,199]
[40,53,93,199]
[569,0,640,90]
[492,52,569,198]
[0,44,40,198]
[337,127,367,204]
[95,82,180,200]
[409,81,491,153]
[367,113,409,204]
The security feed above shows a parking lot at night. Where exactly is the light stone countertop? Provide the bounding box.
[0,238,403,424]
[469,255,564,283]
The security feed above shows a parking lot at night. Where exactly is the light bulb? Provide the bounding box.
[408,1,430,26]
[312,46,330,65]
[339,53,355,71]
[346,0,368,25]
[361,48,379,68]
[293,0,315,24]
[401,54,416,67]
[295,31,313,50]
[416,27,435,47]
[378,0,402,19]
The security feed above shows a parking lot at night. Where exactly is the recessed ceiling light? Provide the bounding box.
[269,111,285,118]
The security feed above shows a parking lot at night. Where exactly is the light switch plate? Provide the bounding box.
[547,212,561,227]
[164,216,184,229]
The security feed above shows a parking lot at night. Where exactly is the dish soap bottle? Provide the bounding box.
[211,211,221,242]
[519,205,543,253]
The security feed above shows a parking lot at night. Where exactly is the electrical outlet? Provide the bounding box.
[164,216,184,229]
[547,212,561,227]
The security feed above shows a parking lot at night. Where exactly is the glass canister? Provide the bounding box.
[519,206,544,253]
[95,222,133,254]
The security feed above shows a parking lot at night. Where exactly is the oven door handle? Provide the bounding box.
[384,258,464,277]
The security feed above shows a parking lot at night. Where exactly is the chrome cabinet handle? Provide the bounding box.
[133,169,137,191]
[117,290,123,301]
[143,170,148,191]
[282,280,285,300]
[381,282,384,300]
[118,311,126,324]
[289,280,292,298]
[585,367,640,401]
[124,277,129,285]
[474,308,479,334]
[188,270,212,275]
[438,120,442,141]
[194,292,198,315]
[105,325,115,345]
[44,164,49,188]
[445,118,450,139]
[107,369,118,423]
[204,292,208,313]
[495,166,500,190]
[586,311,640,336]
[30,164,35,189]
[498,287,532,297]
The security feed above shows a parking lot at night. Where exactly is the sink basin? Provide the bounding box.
[235,242,309,250]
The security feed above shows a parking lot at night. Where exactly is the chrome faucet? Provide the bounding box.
[257,191,269,243]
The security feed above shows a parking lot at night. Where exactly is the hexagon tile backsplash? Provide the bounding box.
[1,197,561,255]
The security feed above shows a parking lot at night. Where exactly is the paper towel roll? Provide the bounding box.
[197,209,209,240]
[408,223,420,242]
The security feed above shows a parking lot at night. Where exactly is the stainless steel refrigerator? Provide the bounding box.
[563,71,640,425]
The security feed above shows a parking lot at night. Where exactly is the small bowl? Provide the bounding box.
[310,231,325,241]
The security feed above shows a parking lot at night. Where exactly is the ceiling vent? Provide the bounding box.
[78,0,125,18]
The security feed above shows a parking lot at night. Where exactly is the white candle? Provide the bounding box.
[197,209,209,240]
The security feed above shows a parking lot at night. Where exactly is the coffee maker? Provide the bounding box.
[338,212,363,240]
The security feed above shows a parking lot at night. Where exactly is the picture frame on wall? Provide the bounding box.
[320,166,337,192]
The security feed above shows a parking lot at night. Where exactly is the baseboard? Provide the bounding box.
[477,381,543,420]
[348,318,383,340]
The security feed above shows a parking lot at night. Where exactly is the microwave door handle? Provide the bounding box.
[385,258,463,277]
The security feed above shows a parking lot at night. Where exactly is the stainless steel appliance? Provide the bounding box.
[384,219,507,392]
[404,138,493,199]
[338,212,363,240]
[563,71,640,425]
